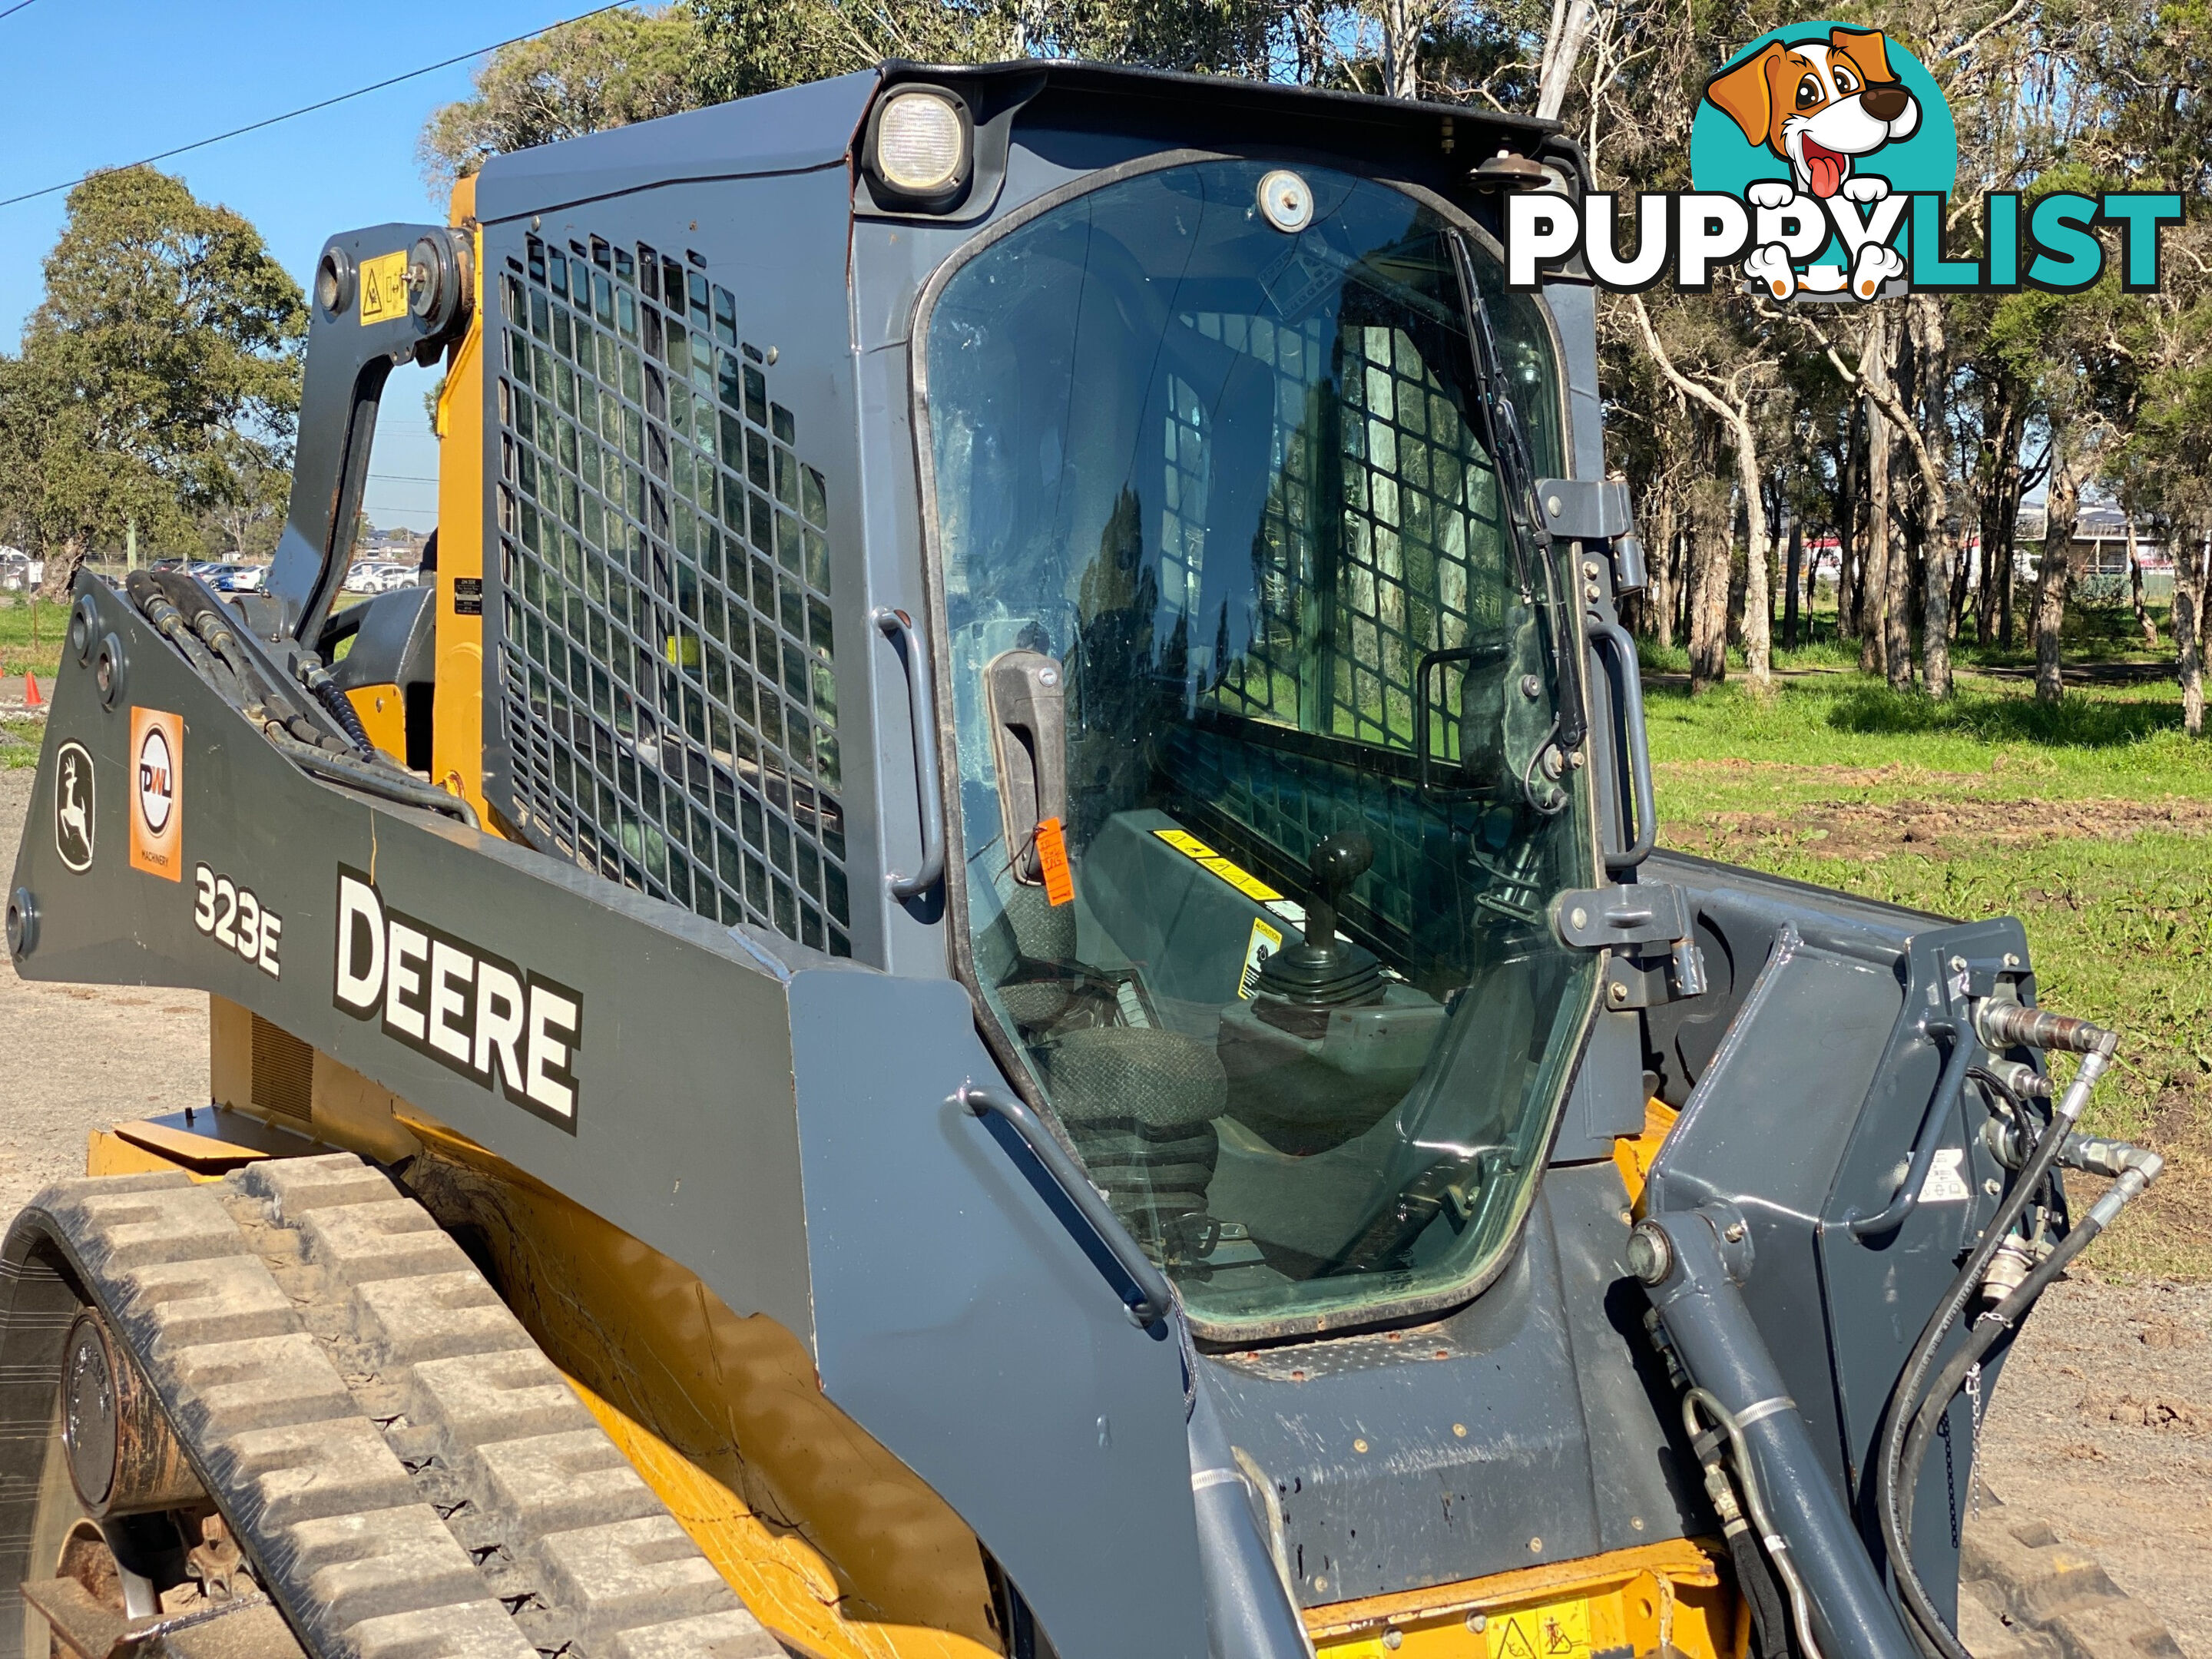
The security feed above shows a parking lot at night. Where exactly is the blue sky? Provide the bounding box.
[0,0,611,536]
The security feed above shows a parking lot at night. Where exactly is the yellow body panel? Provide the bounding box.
[85,1130,218,1181]
[194,1005,1002,1659]
[343,683,408,762]
[1612,1098,1680,1215]
[431,177,491,825]
[1307,1537,1740,1659]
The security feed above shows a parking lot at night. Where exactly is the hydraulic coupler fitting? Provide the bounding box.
[1973,1001,2118,1058]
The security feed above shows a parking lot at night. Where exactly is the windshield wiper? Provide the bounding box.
[1446,233,1589,762]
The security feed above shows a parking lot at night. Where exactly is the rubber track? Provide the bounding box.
[21,1157,785,1659]
[1959,1488,2185,1659]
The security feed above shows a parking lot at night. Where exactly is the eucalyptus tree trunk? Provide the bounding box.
[1909,296,1953,698]
[2032,459,2081,705]
[1376,0,1422,97]
[2128,521,2157,647]
[1859,313,1892,677]
[1730,433,1774,690]
[2177,527,2206,739]
[1837,423,1861,641]
[1998,482,2020,648]
[1687,476,1732,695]
[1650,491,1679,649]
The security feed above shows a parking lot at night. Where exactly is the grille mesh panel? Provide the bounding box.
[250,1015,314,1123]
[493,232,849,956]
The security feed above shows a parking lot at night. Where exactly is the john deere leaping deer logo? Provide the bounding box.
[53,740,94,873]
[1502,23,2181,300]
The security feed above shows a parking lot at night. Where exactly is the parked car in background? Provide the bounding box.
[204,564,268,594]
[343,561,419,595]
[0,548,45,591]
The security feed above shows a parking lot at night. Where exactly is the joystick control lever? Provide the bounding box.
[1255,832,1385,1006]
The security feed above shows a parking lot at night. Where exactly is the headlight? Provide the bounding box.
[869,88,971,207]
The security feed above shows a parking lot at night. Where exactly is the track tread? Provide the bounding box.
[17,1154,783,1659]
[1962,1488,2186,1659]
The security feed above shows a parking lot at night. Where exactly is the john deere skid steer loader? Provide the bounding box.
[0,61,2175,1659]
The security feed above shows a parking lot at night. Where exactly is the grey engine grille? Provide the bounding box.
[493,231,849,957]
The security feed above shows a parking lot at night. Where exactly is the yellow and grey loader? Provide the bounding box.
[0,59,2180,1659]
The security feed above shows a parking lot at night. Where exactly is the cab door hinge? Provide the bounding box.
[1551,882,1708,1007]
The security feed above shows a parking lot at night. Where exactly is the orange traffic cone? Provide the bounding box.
[22,672,41,709]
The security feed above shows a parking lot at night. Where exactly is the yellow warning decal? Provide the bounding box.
[1487,1598,1591,1659]
[1238,918,1282,999]
[359,250,410,325]
[1153,828,1283,903]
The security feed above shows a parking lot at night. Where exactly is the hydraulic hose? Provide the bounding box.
[264,726,478,830]
[124,573,241,700]
[294,651,377,761]
[1635,1207,1919,1659]
[1896,1142,2163,1559]
[1876,1015,2118,1659]
[1685,1389,1820,1659]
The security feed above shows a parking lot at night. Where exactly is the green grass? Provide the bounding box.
[0,717,44,770]
[1648,651,2212,1280]
[0,596,67,680]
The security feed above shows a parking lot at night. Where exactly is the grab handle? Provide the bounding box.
[958,1084,1175,1330]
[1588,615,1657,873]
[873,608,945,902]
[1848,1018,1973,1240]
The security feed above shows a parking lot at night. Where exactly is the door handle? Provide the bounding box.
[873,608,945,902]
[958,1084,1175,1331]
[1588,615,1657,873]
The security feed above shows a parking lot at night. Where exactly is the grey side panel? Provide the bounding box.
[10,583,815,1347]
[1553,1008,1646,1163]
[475,70,879,220]
[1645,930,1904,1492]
[1202,1162,1694,1604]
[786,969,1211,1658]
[1541,280,1605,484]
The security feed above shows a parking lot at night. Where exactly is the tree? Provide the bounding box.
[419,6,706,192]
[0,166,304,595]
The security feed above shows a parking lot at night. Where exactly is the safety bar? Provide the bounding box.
[1847,1016,1972,1239]
[873,608,946,902]
[1588,616,1657,873]
[957,1084,1176,1330]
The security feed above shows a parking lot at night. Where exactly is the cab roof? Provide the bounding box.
[474,59,1563,225]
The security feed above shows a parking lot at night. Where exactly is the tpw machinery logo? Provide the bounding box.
[1505,22,2182,300]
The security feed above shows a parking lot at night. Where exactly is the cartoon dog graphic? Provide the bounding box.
[1707,27,1920,200]
[1706,27,1919,300]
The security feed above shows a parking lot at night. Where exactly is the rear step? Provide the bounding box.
[0,1157,782,1659]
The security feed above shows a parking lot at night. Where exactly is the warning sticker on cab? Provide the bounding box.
[359,250,410,325]
[1238,918,1282,998]
[1154,828,1281,901]
[1153,828,1307,927]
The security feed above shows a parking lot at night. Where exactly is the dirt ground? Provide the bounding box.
[1700,790,2212,861]
[0,750,2205,1653]
[0,763,208,1220]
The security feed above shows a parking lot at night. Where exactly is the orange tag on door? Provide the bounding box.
[1035,816,1075,906]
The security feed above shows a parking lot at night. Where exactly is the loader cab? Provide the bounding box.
[917,153,1603,1338]
[419,63,1633,1346]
